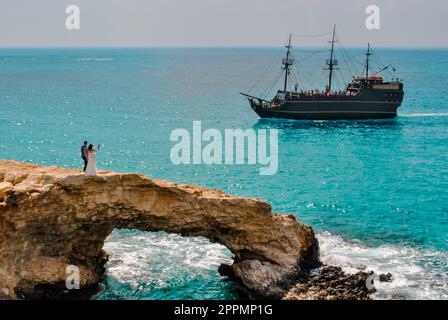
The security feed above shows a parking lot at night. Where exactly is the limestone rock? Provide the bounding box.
[0,160,319,299]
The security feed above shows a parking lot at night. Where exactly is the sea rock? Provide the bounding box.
[0,160,319,299]
[379,272,393,282]
[283,265,374,300]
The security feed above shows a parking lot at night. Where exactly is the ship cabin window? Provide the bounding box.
[352,76,384,86]
[347,83,361,91]
[368,77,384,85]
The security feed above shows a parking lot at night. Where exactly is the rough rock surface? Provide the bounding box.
[284,266,378,300]
[0,160,319,299]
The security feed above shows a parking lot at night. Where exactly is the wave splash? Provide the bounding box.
[99,230,235,299]
[99,229,447,300]
[317,231,448,300]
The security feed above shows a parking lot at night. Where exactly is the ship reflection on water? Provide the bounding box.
[253,117,402,131]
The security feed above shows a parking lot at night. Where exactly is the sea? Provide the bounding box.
[0,47,446,300]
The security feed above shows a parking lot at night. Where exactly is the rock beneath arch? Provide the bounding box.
[0,160,319,299]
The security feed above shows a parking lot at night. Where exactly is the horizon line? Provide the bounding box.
[0,45,447,50]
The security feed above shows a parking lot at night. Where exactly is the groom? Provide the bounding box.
[81,141,88,172]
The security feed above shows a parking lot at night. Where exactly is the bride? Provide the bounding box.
[85,144,100,175]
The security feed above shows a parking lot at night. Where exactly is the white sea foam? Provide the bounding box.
[103,229,447,300]
[75,57,114,61]
[317,231,448,300]
[400,113,448,117]
[103,230,232,290]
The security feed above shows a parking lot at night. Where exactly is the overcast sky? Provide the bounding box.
[0,0,447,47]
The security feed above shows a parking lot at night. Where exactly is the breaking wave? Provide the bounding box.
[99,229,447,300]
[317,231,448,300]
[97,229,236,300]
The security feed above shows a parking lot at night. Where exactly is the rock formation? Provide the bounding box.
[0,160,319,299]
[283,266,374,300]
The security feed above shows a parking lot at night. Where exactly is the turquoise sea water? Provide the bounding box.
[0,48,447,299]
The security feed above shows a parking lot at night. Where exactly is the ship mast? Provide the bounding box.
[282,34,292,92]
[365,43,372,79]
[327,25,337,91]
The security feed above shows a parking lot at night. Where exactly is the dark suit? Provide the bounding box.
[81,145,88,172]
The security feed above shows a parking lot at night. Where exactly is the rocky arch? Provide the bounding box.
[0,160,319,299]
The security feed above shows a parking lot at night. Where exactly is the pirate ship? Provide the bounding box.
[241,26,404,120]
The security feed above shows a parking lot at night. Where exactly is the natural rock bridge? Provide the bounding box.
[0,160,319,299]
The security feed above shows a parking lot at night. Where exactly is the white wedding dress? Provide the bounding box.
[85,151,97,175]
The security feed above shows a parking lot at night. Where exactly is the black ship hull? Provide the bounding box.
[250,100,400,120]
